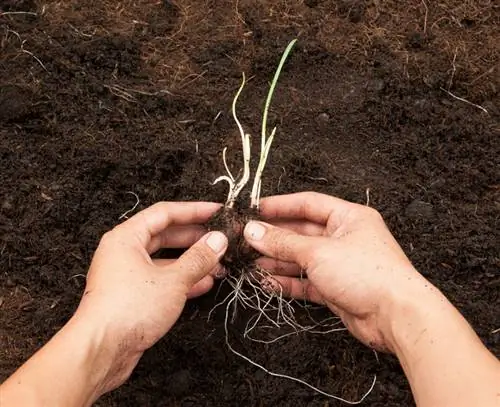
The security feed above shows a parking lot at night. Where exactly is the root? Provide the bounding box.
[207,39,374,401]
[119,192,140,220]
[222,290,377,404]
[440,87,488,114]
[209,268,376,403]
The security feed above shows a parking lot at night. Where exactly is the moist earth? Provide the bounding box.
[1,1,499,406]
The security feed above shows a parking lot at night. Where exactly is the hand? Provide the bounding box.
[76,202,228,392]
[1,201,229,407]
[243,192,426,352]
[243,192,500,407]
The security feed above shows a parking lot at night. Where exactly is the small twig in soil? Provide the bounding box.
[466,66,495,86]
[277,166,286,193]
[420,0,428,35]
[447,47,458,90]
[440,87,489,114]
[306,176,328,182]
[21,45,48,72]
[68,23,95,38]
[119,192,140,220]
[68,274,86,281]
[104,84,173,103]
[0,12,38,17]
[5,30,48,72]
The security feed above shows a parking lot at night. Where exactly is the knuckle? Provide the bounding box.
[185,246,212,272]
[303,245,321,269]
[305,282,316,302]
[363,206,384,223]
[99,230,117,246]
[268,229,294,260]
[350,204,383,223]
[302,191,322,201]
[152,201,170,215]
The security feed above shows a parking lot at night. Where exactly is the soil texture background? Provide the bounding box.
[1,1,499,406]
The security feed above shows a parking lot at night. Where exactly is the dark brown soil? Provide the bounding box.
[207,205,260,269]
[1,1,499,406]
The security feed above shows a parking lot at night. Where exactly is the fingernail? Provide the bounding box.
[206,232,227,253]
[245,221,266,241]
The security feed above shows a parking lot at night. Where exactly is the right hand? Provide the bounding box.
[244,192,430,352]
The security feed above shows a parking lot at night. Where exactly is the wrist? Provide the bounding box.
[377,273,500,407]
[378,269,449,355]
[68,307,142,399]
[0,308,141,407]
[377,270,479,370]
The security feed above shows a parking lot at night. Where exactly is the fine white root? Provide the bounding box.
[119,191,140,220]
[440,87,488,114]
[208,268,376,403]
[223,291,377,404]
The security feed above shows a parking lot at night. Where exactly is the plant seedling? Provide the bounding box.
[207,39,377,403]
[208,39,297,268]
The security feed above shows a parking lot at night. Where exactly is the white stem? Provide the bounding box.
[222,147,235,182]
[214,74,251,208]
[250,127,276,208]
[227,133,251,207]
[213,176,235,204]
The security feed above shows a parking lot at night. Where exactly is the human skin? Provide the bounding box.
[244,192,500,407]
[1,193,499,407]
[0,202,228,406]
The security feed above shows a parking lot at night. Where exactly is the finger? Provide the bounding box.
[264,276,324,305]
[256,257,304,277]
[271,220,325,236]
[115,202,221,249]
[244,221,321,268]
[148,225,207,253]
[260,192,353,226]
[153,259,175,267]
[187,275,214,299]
[154,258,224,278]
[175,231,228,287]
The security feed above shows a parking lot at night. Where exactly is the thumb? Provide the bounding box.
[244,221,318,268]
[175,231,228,287]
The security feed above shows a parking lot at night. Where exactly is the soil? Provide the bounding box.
[207,206,260,269]
[1,1,499,406]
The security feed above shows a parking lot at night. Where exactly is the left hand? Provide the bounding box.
[75,201,228,392]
